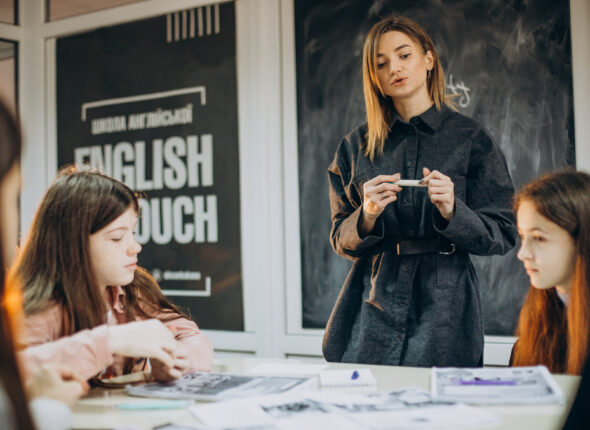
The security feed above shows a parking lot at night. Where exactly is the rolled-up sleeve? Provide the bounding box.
[20,324,113,381]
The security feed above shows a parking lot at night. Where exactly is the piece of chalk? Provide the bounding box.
[394,179,427,187]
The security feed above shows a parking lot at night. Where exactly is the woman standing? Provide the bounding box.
[324,15,517,367]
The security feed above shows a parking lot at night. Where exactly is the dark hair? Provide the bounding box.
[14,167,139,334]
[0,98,37,429]
[122,266,190,323]
[512,169,590,374]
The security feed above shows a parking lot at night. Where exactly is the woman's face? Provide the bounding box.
[89,207,141,290]
[0,163,21,267]
[517,200,577,294]
[375,31,433,103]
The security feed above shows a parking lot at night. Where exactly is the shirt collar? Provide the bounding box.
[391,104,452,131]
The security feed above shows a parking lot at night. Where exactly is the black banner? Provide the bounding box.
[56,2,243,331]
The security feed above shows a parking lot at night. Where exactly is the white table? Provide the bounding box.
[72,357,581,430]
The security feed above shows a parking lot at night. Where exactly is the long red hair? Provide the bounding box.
[513,170,590,375]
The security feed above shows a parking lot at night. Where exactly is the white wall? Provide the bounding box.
[571,0,590,170]
[1,0,589,364]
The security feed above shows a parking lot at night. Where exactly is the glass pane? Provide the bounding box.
[0,40,16,111]
[48,0,145,21]
[0,0,16,24]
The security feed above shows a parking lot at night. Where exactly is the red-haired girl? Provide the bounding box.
[512,170,590,375]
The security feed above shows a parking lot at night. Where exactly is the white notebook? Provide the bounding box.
[319,368,377,388]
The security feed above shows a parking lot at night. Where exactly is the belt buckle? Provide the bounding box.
[439,243,456,255]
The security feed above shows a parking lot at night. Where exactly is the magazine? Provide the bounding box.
[431,365,565,405]
[126,372,313,401]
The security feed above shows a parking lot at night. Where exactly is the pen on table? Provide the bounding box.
[351,370,359,380]
[116,400,190,410]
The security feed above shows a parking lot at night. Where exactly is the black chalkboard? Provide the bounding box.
[295,0,575,335]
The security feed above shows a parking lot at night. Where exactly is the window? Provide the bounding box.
[47,0,144,21]
[0,39,16,110]
[0,0,16,24]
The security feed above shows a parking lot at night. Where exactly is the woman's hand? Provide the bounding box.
[360,174,402,236]
[27,364,89,406]
[150,345,190,382]
[362,173,402,217]
[108,319,180,369]
[422,167,455,221]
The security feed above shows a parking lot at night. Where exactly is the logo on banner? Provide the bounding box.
[75,86,216,296]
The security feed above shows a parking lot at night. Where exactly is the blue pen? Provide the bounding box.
[116,400,190,410]
[351,370,360,380]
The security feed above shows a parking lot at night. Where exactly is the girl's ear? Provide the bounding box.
[424,50,434,71]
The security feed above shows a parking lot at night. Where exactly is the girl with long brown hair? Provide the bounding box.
[0,99,87,429]
[512,170,590,375]
[324,15,517,366]
[14,167,213,382]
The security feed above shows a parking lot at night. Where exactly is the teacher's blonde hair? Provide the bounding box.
[362,15,453,160]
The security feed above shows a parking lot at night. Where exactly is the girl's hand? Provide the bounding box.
[108,319,180,369]
[27,364,89,406]
[150,345,190,382]
[362,174,402,219]
[422,167,455,221]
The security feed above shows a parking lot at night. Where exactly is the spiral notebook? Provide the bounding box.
[319,368,377,388]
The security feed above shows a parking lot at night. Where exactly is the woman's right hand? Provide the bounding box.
[108,319,180,369]
[363,174,402,217]
[360,174,401,235]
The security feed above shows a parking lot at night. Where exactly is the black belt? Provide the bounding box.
[394,238,455,256]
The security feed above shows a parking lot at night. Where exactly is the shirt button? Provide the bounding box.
[401,264,409,272]
[398,300,408,307]
[395,334,403,342]
[406,162,414,169]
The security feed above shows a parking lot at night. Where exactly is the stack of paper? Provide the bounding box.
[190,389,499,430]
[430,365,565,405]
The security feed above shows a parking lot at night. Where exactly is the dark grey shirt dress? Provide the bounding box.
[323,105,518,367]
